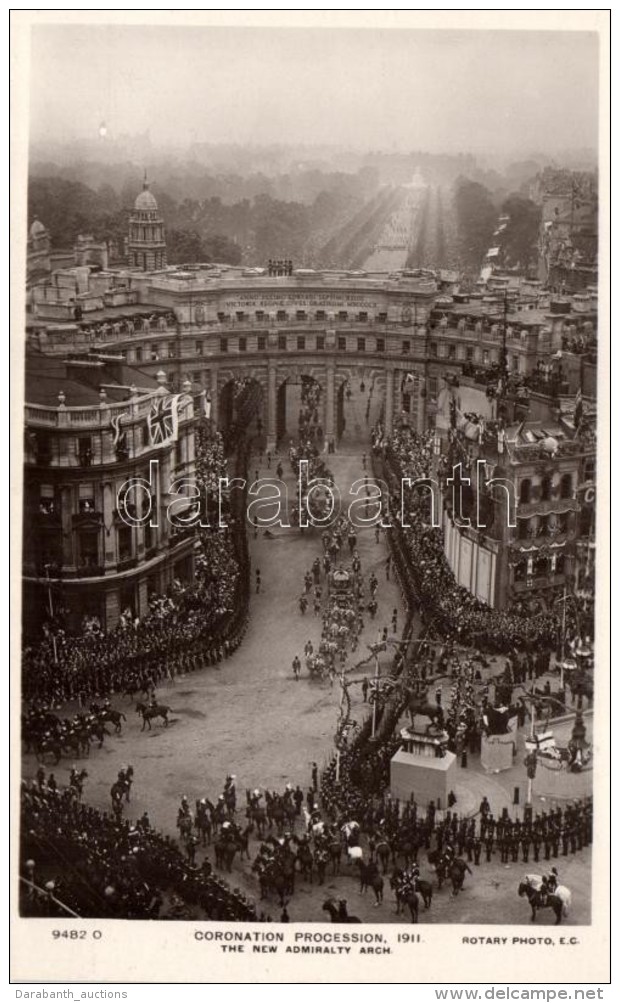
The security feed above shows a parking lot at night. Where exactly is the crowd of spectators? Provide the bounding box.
[20,779,260,920]
[23,426,249,707]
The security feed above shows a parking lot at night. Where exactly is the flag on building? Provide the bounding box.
[147,394,192,448]
[201,390,212,420]
[110,411,126,446]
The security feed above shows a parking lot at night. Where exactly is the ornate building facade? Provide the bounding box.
[23,355,196,634]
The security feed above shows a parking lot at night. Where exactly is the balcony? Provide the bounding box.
[117,556,138,572]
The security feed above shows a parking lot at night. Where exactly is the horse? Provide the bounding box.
[414,878,433,909]
[101,709,126,734]
[358,861,384,905]
[327,838,342,875]
[373,838,392,874]
[518,876,571,925]
[214,833,239,872]
[448,857,473,896]
[347,845,364,866]
[322,898,362,923]
[294,839,314,883]
[389,874,419,923]
[69,768,88,800]
[135,702,170,730]
[35,737,63,764]
[195,802,213,846]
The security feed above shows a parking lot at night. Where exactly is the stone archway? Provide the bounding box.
[276,371,325,447]
[218,373,266,449]
[335,365,387,445]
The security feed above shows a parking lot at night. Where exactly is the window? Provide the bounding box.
[277,310,287,322]
[377,312,387,322]
[316,335,325,351]
[517,517,529,539]
[78,483,95,513]
[217,312,226,322]
[519,479,531,504]
[150,343,159,361]
[338,311,348,321]
[220,337,228,353]
[257,335,266,351]
[402,393,412,414]
[195,340,203,356]
[584,458,595,482]
[34,431,52,465]
[296,310,306,321]
[357,337,366,352]
[255,310,265,322]
[540,477,551,502]
[297,336,306,351]
[429,343,437,358]
[428,377,438,396]
[316,310,326,321]
[402,340,411,354]
[338,336,346,352]
[118,525,133,562]
[514,561,527,582]
[466,346,474,361]
[448,344,456,359]
[135,347,143,363]
[193,372,202,383]
[534,554,548,577]
[238,336,247,352]
[483,349,490,365]
[560,473,573,499]
[376,338,385,353]
[39,486,56,516]
[236,311,245,322]
[78,530,99,570]
[278,335,287,351]
[358,312,368,322]
[78,436,93,467]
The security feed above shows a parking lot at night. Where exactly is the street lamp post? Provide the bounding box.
[44,564,58,664]
[371,648,381,738]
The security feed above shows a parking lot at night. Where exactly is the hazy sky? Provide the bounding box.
[28,25,599,157]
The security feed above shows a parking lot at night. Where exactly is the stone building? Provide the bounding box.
[127,176,167,272]
[23,354,196,635]
[439,410,596,611]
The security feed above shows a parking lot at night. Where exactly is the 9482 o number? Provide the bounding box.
[52,930,103,940]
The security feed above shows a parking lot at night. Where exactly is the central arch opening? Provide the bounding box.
[276,373,324,448]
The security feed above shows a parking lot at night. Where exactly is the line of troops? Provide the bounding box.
[434,798,593,865]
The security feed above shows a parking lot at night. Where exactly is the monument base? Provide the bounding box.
[390,748,457,810]
[480,729,517,773]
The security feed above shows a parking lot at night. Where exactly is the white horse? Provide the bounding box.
[522,874,572,917]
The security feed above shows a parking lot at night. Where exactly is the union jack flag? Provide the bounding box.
[147,396,176,446]
[147,394,192,447]
[110,412,126,446]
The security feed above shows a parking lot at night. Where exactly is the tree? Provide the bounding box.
[453,177,497,269]
[500,194,541,271]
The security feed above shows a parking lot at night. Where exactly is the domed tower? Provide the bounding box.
[128,174,167,271]
[26,216,51,286]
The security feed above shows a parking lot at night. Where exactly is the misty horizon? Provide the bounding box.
[28,25,599,160]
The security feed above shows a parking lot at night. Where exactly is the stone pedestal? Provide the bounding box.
[481,728,517,773]
[390,748,457,810]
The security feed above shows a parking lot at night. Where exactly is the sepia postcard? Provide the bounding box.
[10,10,611,986]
